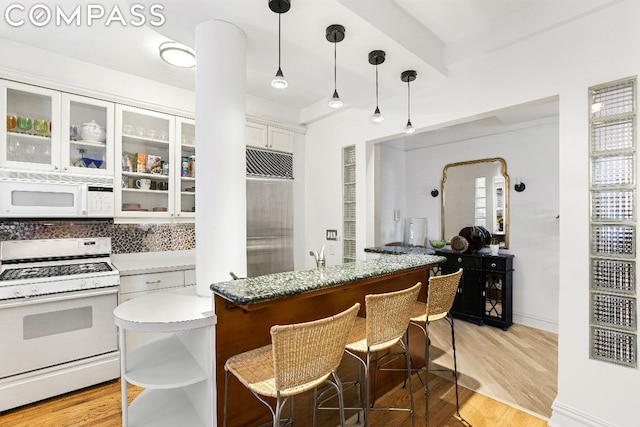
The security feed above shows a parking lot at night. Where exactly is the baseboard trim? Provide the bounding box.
[550,400,619,427]
[513,311,558,333]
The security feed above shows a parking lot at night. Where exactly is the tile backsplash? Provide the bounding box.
[0,220,195,254]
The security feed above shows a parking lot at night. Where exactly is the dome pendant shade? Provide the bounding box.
[271,67,288,89]
[404,119,415,133]
[328,89,343,108]
[326,24,345,109]
[371,106,384,122]
[369,50,385,123]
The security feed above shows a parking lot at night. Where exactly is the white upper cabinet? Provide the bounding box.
[1,80,114,176]
[61,93,114,175]
[115,105,175,219]
[175,117,196,218]
[1,81,61,172]
[268,126,294,153]
[245,121,268,149]
[245,120,293,153]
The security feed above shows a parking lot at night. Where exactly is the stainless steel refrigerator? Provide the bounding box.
[246,177,294,277]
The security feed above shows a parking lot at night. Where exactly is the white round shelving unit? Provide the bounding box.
[114,288,216,427]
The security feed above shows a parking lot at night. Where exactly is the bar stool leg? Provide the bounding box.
[223,370,231,427]
[449,315,460,416]
[424,323,431,427]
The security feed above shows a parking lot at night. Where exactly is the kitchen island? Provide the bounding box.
[211,253,445,426]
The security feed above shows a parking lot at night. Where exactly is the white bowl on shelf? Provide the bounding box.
[79,120,106,143]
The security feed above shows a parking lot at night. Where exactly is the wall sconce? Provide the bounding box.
[430,188,439,197]
[514,177,526,192]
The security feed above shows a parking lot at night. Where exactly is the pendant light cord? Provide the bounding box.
[333,38,337,91]
[278,14,282,69]
[407,80,411,121]
[375,64,379,107]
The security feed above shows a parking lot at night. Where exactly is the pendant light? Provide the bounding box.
[368,50,385,123]
[326,24,345,108]
[401,70,417,134]
[269,0,290,89]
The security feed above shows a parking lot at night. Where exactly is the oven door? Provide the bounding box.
[0,287,118,379]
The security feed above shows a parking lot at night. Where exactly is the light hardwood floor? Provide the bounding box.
[0,320,556,426]
[426,319,558,419]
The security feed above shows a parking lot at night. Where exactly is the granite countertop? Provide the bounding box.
[364,245,436,255]
[112,249,195,275]
[210,253,446,306]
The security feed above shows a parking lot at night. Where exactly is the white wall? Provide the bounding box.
[376,144,406,245]
[398,120,560,332]
[303,1,640,426]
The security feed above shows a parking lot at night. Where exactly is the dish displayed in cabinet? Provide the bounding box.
[2,80,114,176]
[2,82,57,170]
[114,106,196,218]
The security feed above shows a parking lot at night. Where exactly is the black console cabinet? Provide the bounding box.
[435,250,514,330]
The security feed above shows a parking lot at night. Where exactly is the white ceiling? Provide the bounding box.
[0,0,617,131]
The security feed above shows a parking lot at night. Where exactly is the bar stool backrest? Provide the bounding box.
[426,268,463,319]
[270,303,360,392]
[365,282,422,351]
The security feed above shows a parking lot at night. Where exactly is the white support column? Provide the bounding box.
[195,20,247,297]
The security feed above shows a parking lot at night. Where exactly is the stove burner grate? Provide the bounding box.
[0,262,113,281]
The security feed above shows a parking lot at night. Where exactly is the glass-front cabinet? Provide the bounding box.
[175,117,196,217]
[115,105,174,218]
[61,93,114,174]
[1,80,113,176]
[1,81,60,171]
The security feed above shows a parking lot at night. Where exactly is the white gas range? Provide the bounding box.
[0,237,121,412]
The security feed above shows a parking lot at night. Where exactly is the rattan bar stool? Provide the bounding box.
[322,282,422,427]
[223,303,360,427]
[409,268,463,426]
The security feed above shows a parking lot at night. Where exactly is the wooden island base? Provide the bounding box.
[215,265,434,426]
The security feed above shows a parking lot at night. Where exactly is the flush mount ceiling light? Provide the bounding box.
[326,24,345,109]
[159,42,196,68]
[401,70,417,134]
[369,50,385,123]
[269,0,291,89]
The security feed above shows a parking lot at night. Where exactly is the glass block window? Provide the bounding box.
[343,145,356,263]
[589,77,637,368]
[591,327,636,367]
[591,189,635,222]
[591,118,634,152]
[591,258,635,295]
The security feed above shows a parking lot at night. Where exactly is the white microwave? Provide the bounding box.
[0,180,114,218]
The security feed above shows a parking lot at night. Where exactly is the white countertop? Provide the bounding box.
[112,250,195,276]
[113,287,215,332]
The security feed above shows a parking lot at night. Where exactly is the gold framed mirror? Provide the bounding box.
[441,157,509,248]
